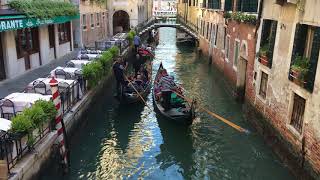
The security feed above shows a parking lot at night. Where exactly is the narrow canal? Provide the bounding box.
[41,28,293,179]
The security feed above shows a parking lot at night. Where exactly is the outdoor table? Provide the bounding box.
[51,66,81,78]
[69,60,91,69]
[77,53,101,60]
[2,93,51,113]
[0,118,11,131]
[29,78,82,107]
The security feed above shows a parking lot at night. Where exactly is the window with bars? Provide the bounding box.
[290,94,306,134]
[259,72,268,99]
[236,0,258,12]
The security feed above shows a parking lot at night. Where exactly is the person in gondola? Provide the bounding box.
[133,34,141,53]
[113,58,126,97]
[158,70,177,111]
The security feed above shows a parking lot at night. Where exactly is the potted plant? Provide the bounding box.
[9,114,33,150]
[34,100,57,131]
[258,44,270,66]
[290,56,310,86]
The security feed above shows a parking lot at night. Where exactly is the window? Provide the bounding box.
[224,0,233,11]
[259,19,277,68]
[209,23,212,41]
[15,27,39,58]
[225,35,230,59]
[214,25,218,46]
[222,27,226,49]
[96,13,100,26]
[91,14,94,28]
[290,24,320,92]
[290,94,306,134]
[234,40,240,68]
[48,25,55,48]
[207,0,220,9]
[259,72,268,99]
[206,22,209,39]
[236,0,258,12]
[58,22,70,44]
[82,14,87,30]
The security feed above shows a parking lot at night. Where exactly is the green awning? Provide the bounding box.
[0,15,79,32]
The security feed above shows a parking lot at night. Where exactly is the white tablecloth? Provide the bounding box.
[69,60,91,69]
[2,93,51,113]
[0,118,11,131]
[51,66,81,77]
[77,54,101,60]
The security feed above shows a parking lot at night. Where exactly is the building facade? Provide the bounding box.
[107,0,152,35]
[177,0,320,179]
[0,0,77,81]
[72,0,109,48]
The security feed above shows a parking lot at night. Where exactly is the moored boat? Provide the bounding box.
[152,63,196,125]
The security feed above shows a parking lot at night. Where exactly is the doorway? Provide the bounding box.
[0,33,5,80]
[113,10,130,35]
[236,56,247,102]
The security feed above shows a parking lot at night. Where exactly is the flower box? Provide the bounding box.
[259,55,269,67]
[290,69,307,87]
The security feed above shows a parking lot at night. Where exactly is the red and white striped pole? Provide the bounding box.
[49,77,69,172]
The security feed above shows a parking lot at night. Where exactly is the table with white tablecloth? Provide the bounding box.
[1,93,51,114]
[77,53,101,60]
[69,60,91,69]
[0,118,11,131]
[51,66,81,78]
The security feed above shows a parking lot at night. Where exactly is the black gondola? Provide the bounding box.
[119,57,152,104]
[152,63,196,125]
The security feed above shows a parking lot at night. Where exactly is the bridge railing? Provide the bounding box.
[135,17,156,34]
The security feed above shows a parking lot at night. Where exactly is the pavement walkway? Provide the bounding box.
[0,50,79,98]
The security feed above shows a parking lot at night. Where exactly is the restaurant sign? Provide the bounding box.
[0,15,79,32]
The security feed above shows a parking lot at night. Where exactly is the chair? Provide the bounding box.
[66,61,75,68]
[55,69,73,80]
[58,82,70,113]
[79,54,89,60]
[0,99,16,120]
[33,80,49,95]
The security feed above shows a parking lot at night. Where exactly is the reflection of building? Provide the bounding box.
[0,0,77,81]
[72,0,109,47]
[107,0,153,35]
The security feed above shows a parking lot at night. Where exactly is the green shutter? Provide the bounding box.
[306,27,320,92]
[267,21,278,68]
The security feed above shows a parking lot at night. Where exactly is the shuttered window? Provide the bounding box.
[234,41,240,67]
[236,0,258,12]
[260,19,278,68]
[290,94,306,134]
[290,24,320,92]
[224,0,233,11]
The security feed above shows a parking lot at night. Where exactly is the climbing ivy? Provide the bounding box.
[8,0,78,19]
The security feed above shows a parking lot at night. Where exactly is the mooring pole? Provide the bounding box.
[49,77,70,174]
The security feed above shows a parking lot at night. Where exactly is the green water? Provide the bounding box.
[40,28,293,180]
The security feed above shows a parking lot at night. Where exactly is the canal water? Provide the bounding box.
[41,28,293,180]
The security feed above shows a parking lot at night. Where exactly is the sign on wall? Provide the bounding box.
[0,15,79,32]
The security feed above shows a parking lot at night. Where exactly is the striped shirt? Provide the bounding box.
[159,75,176,91]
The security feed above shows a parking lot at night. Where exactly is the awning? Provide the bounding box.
[0,14,79,32]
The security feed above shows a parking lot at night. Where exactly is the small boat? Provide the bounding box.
[119,59,152,104]
[152,63,196,125]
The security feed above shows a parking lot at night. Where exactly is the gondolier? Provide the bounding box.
[158,70,177,111]
[113,58,126,96]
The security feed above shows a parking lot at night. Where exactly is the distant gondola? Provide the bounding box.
[152,63,196,125]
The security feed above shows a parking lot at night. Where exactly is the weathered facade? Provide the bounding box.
[177,0,320,179]
[73,0,109,47]
[0,0,76,81]
[107,0,153,35]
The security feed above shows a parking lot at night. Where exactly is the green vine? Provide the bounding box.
[8,0,78,19]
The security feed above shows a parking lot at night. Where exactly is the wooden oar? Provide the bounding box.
[173,90,250,134]
[124,74,152,110]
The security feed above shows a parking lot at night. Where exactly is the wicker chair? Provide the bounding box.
[33,80,49,95]
[66,61,75,68]
[58,82,70,113]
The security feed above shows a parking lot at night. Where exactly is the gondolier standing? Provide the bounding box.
[134,34,141,53]
[113,58,126,97]
[158,70,177,111]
